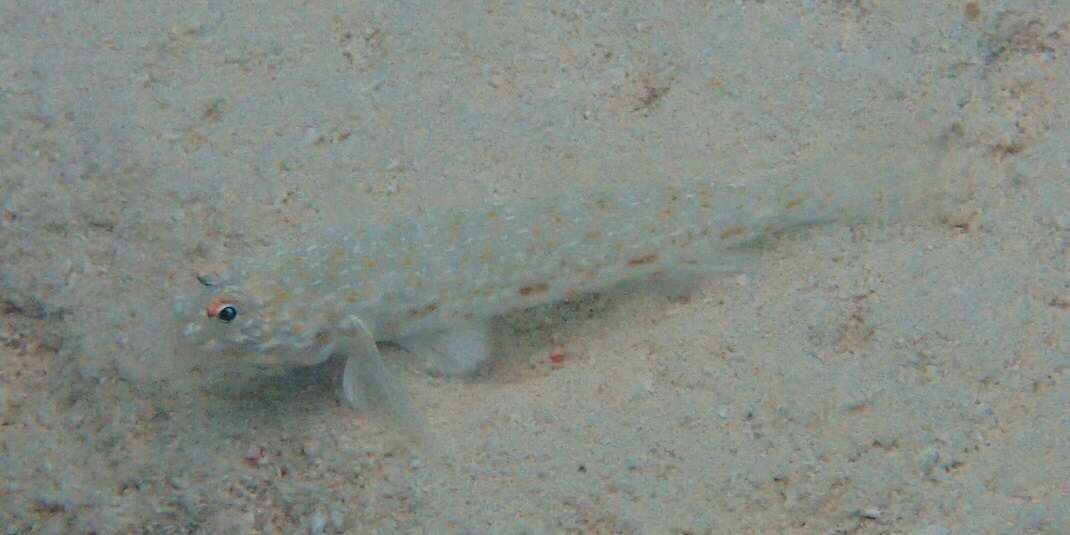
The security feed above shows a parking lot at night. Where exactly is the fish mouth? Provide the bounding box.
[173,296,203,337]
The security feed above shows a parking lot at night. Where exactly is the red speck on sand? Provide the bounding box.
[549,346,567,366]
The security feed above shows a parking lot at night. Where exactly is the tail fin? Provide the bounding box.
[755,136,960,233]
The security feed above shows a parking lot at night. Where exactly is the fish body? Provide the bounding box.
[173,168,918,432]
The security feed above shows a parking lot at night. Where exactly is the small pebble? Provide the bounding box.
[244,446,270,466]
[65,412,84,428]
[307,511,326,535]
[302,439,321,459]
[1055,214,1070,230]
[330,509,345,530]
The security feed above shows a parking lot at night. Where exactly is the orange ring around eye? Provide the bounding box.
[206,298,232,318]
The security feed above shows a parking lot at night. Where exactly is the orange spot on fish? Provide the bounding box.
[720,226,745,240]
[549,346,567,367]
[406,302,440,317]
[519,282,549,296]
[627,253,659,266]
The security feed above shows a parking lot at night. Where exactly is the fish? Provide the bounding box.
[172,156,937,437]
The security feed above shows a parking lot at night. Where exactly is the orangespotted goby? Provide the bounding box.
[173,160,936,437]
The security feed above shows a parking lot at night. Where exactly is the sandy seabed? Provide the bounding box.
[2,1,1069,533]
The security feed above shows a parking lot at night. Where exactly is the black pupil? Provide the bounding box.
[218,305,237,322]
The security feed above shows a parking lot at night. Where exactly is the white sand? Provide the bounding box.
[2,1,1068,532]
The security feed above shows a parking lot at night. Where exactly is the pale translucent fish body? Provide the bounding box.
[173,166,930,433]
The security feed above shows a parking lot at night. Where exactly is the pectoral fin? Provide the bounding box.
[397,323,493,376]
[338,315,430,443]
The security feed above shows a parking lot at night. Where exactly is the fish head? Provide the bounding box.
[173,272,335,368]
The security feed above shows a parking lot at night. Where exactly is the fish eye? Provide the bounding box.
[207,299,239,323]
[217,305,238,322]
